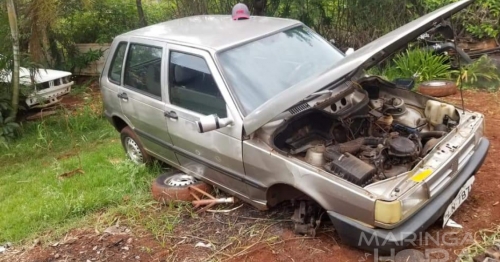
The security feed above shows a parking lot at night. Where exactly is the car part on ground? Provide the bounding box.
[291,201,323,237]
[472,242,500,262]
[418,80,457,97]
[151,171,212,202]
[120,126,151,165]
[393,78,415,90]
[189,185,234,213]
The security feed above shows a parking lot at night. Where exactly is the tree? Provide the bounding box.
[136,0,147,27]
[252,0,267,16]
[6,0,20,119]
[25,0,58,64]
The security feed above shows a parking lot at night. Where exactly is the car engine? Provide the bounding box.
[271,80,458,186]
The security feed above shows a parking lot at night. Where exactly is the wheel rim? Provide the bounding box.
[426,81,448,87]
[124,137,143,164]
[164,174,197,187]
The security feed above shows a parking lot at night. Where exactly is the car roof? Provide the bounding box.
[121,15,302,51]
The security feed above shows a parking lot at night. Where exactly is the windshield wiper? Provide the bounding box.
[304,89,335,99]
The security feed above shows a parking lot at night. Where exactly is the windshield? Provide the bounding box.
[218,26,344,115]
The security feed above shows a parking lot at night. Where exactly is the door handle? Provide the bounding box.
[164,110,178,120]
[117,92,128,101]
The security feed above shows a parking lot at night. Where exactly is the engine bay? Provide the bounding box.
[271,77,460,187]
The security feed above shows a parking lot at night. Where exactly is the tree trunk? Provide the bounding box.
[253,0,267,16]
[136,0,147,27]
[6,0,20,119]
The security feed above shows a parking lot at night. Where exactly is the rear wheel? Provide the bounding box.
[120,126,151,164]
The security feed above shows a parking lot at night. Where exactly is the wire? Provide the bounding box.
[451,19,465,115]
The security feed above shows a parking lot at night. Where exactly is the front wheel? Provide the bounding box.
[120,126,151,164]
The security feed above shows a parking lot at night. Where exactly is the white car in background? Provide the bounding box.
[1,66,74,108]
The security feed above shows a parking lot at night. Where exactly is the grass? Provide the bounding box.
[458,225,500,261]
[0,95,160,244]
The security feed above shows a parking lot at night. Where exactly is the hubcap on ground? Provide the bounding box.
[125,137,143,164]
[426,80,448,87]
[164,174,197,187]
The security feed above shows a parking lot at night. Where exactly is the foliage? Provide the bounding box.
[418,0,500,39]
[0,93,19,147]
[370,49,452,83]
[0,5,11,56]
[53,0,138,44]
[51,0,173,44]
[456,55,500,91]
[63,48,105,73]
[4,0,500,71]
[393,49,452,82]
[460,0,500,39]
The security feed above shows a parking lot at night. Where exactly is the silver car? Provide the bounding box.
[100,0,488,252]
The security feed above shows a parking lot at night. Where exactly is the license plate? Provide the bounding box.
[442,176,475,227]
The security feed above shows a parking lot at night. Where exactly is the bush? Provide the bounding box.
[420,0,500,40]
[393,49,452,82]
[370,49,452,83]
[53,0,139,44]
[460,0,500,39]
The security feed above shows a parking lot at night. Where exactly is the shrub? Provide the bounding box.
[393,49,451,82]
[456,55,500,91]
[370,49,452,83]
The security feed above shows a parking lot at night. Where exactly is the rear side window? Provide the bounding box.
[123,44,163,98]
[168,52,226,117]
[108,42,128,83]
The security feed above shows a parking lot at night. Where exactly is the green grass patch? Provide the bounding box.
[0,101,159,243]
[458,225,500,261]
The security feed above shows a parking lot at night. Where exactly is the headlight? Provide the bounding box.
[375,200,401,224]
[375,184,429,225]
[401,184,429,217]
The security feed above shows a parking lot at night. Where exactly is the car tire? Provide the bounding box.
[120,126,151,164]
[418,80,457,97]
[151,171,213,202]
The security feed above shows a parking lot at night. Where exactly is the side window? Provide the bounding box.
[123,44,162,98]
[108,42,128,83]
[169,52,227,118]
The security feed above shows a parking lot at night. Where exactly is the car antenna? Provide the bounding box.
[451,19,466,115]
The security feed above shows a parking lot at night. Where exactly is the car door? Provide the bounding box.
[101,41,128,127]
[118,39,178,166]
[164,44,250,198]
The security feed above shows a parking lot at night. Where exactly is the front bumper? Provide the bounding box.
[328,138,489,253]
[26,81,74,108]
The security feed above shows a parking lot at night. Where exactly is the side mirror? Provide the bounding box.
[196,114,233,133]
[345,48,355,55]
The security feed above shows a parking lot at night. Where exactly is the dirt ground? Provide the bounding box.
[1,90,500,262]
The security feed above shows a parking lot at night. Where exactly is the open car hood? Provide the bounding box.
[242,0,473,135]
